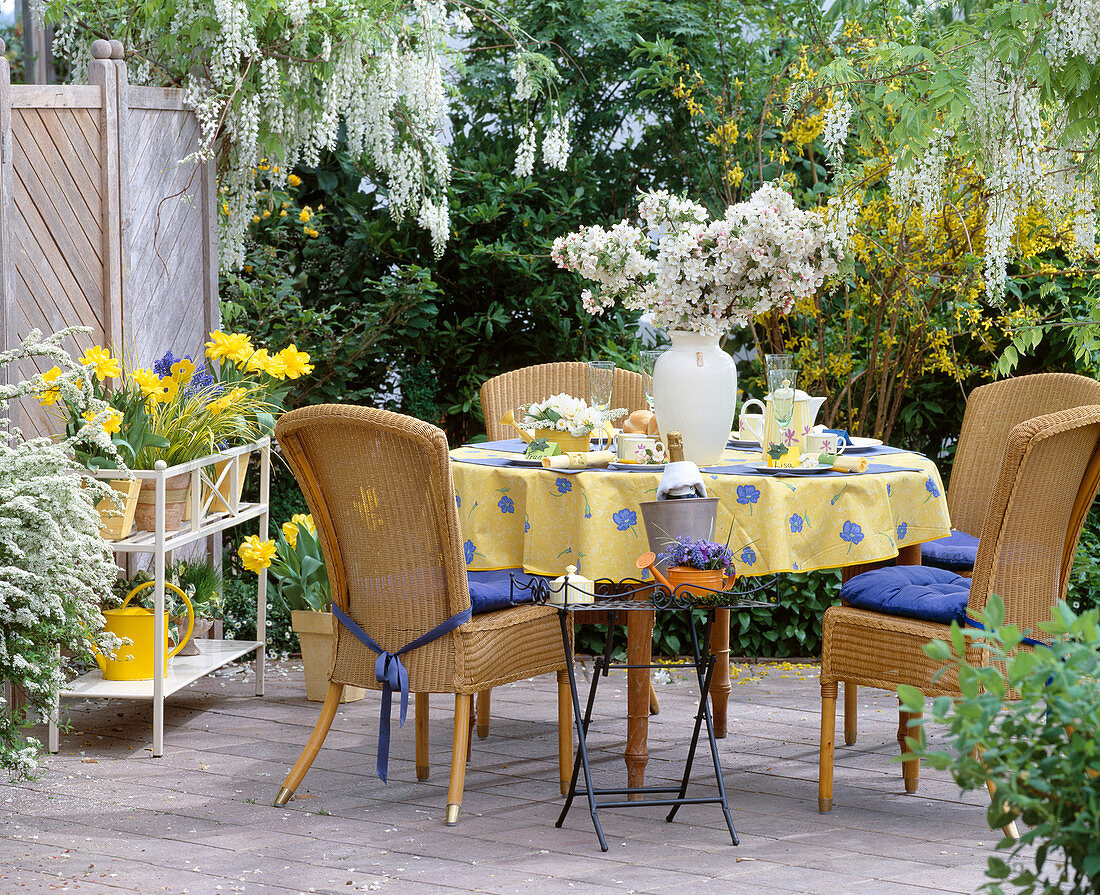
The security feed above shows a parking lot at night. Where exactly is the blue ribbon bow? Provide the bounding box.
[332,601,471,782]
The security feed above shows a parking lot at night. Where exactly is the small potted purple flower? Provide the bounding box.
[655,536,736,599]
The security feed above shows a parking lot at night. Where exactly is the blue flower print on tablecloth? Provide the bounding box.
[925,477,940,500]
[840,520,864,551]
[556,477,572,495]
[583,495,592,519]
[455,493,461,508]
[498,495,514,514]
[740,545,757,566]
[736,484,760,515]
[464,539,478,564]
[789,513,804,533]
[897,521,907,542]
[612,508,638,534]
[524,515,530,533]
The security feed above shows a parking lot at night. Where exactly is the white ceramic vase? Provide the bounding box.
[652,330,737,465]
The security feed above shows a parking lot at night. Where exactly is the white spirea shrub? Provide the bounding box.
[39,0,571,270]
[552,184,842,335]
[0,330,121,780]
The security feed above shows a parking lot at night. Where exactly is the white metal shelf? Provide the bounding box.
[59,640,263,699]
[50,438,271,757]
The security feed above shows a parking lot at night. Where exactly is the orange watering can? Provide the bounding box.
[636,552,736,601]
[89,581,194,681]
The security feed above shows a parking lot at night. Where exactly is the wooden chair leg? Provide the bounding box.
[476,689,491,738]
[274,682,344,805]
[974,747,1020,840]
[648,677,660,715]
[709,607,731,738]
[415,692,429,781]
[557,669,573,797]
[844,682,858,745]
[819,680,838,812]
[446,694,472,825]
[898,706,920,793]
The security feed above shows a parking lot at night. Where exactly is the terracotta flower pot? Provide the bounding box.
[134,473,191,532]
[95,478,142,540]
[665,566,729,601]
[171,615,214,656]
[291,610,365,703]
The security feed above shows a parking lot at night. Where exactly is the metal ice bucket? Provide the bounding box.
[639,497,719,572]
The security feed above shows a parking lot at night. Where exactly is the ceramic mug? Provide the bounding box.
[804,432,846,458]
[738,401,766,442]
[616,434,665,464]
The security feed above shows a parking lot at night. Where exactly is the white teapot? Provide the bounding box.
[549,565,594,604]
[740,390,826,460]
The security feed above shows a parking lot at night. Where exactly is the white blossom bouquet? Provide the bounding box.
[516,393,626,436]
[551,183,842,335]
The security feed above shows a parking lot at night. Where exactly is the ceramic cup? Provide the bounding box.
[804,432,846,458]
[738,408,766,442]
[616,434,665,464]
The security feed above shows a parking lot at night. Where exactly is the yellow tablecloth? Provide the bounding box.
[450,443,951,580]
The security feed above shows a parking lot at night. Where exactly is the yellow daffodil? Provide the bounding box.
[208,387,247,415]
[83,409,122,434]
[130,367,161,398]
[205,331,254,364]
[277,346,313,379]
[156,376,180,403]
[170,358,196,382]
[37,367,62,406]
[238,535,276,573]
[282,513,315,550]
[80,346,121,381]
[287,174,302,187]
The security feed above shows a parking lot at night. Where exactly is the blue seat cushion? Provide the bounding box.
[466,568,545,615]
[920,529,980,572]
[840,565,971,626]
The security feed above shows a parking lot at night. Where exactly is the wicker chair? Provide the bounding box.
[923,372,1100,574]
[819,406,1100,820]
[271,405,572,825]
[480,362,647,441]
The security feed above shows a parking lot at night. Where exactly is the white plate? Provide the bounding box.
[509,457,546,467]
[750,462,832,475]
[843,436,883,452]
[609,461,667,472]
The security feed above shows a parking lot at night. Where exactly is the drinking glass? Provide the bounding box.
[640,350,664,411]
[765,353,794,383]
[767,369,798,427]
[589,361,616,449]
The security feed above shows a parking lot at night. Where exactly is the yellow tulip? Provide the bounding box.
[80,346,121,381]
[238,535,276,574]
[277,346,313,379]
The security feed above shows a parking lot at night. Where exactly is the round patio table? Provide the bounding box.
[450,438,951,791]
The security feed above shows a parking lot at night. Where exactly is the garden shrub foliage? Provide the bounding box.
[0,332,121,778]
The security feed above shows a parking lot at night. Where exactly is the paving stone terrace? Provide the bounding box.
[3,658,1016,895]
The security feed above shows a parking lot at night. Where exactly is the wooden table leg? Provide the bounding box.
[708,608,730,739]
[625,606,654,798]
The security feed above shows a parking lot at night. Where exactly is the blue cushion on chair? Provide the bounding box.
[466,568,543,614]
[920,529,980,572]
[840,565,971,625]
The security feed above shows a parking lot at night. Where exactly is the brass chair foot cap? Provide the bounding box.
[445,803,461,825]
[274,786,294,806]
[416,766,429,781]
[818,798,833,813]
[476,727,489,738]
[904,782,918,794]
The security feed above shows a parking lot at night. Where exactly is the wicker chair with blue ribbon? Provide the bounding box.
[921,373,1100,575]
[272,405,571,825]
[819,405,1100,818]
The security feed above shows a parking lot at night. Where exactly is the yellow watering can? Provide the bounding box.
[90,581,194,681]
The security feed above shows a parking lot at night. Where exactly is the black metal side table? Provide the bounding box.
[518,577,772,851]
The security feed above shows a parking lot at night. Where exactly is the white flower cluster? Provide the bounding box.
[1050,0,1100,65]
[542,115,571,171]
[0,329,122,778]
[821,101,853,164]
[553,183,840,335]
[890,131,950,229]
[966,60,1045,303]
[514,122,537,178]
[517,393,627,437]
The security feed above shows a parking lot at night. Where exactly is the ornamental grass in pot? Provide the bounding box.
[240,515,364,703]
